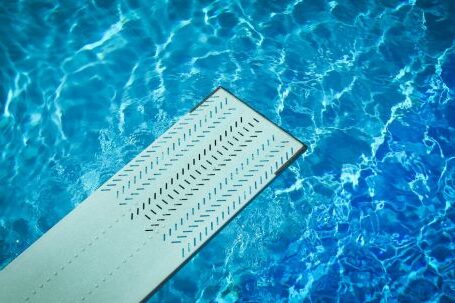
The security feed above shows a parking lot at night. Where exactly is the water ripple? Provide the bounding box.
[0,0,454,302]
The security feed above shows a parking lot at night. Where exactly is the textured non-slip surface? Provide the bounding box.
[0,88,304,302]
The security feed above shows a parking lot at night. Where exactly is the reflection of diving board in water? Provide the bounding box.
[0,87,306,303]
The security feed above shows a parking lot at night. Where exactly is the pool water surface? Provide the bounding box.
[0,0,454,302]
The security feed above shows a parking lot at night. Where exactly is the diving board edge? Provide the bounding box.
[192,86,307,153]
[141,145,303,302]
[141,87,306,302]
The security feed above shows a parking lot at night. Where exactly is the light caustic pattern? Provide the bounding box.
[0,0,454,302]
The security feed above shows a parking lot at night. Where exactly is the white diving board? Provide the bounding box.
[0,87,306,303]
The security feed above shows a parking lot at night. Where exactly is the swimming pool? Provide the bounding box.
[0,0,454,302]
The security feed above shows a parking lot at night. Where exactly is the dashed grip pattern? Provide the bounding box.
[0,87,305,303]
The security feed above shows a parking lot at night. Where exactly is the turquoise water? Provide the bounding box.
[1,0,454,302]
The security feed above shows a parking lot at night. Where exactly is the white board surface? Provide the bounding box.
[0,87,306,303]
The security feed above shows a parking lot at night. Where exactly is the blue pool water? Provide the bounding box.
[1,0,454,302]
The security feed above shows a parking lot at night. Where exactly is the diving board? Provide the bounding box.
[0,87,306,303]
